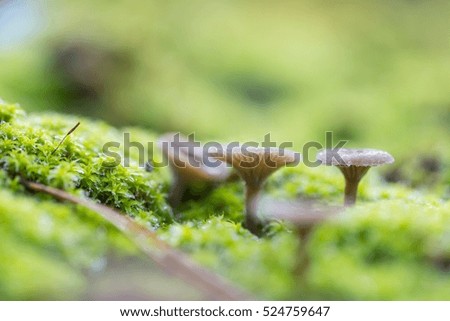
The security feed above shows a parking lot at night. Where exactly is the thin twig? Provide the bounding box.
[51,122,81,155]
[22,180,251,300]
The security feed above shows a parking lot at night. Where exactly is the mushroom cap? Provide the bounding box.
[258,197,341,229]
[157,133,231,182]
[317,148,394,167]
[210,146,300,187]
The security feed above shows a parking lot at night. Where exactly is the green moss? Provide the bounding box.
[0,100,170,299]
[1,101,449,300]
[0,101,171,225]
[0,101,24,123]
[177,182,245,223]
[309,199,450,300]
[266,166,346,202]
[163,195,450,300]
[0,188,139,299]
[0,236,85,300]
[160,218,297,300]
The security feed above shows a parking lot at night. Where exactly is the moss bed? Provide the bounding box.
[0,100,449,300]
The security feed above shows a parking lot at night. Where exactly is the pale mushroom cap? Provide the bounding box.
[317,148,394,167]
[212,146,298,167]
[258,197,340,228]
[158,133,231,182]
[210,146,300,187]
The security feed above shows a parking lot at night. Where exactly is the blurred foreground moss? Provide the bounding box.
[0,189,134,300]
[0,101,449,300]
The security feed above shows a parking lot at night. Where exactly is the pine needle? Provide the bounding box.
[51,122,81,155]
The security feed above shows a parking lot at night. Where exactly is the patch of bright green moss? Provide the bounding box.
[0,101,171,225]
[1,101,449,300]
[309,199,450,300]
[177,182,245,223]
[0,101,170,299]
[160,218,297,300]
[164,197,450,300]
[266,165,421,204]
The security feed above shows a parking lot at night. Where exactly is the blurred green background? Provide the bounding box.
[0,0,449,191]
[1,0,450,301]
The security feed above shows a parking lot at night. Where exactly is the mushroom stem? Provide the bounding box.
[294,227,312,287]
[244,184,261,235]
[343,179,359,206]
[258,198,341,292]
[167,176,186,208]
[339,165,370,206]
[210,146,298,236]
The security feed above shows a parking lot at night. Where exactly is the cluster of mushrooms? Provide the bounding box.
[155,133,395,281]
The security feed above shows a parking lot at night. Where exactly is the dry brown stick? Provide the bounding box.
[23,180,251,300]
[51,122,81,155]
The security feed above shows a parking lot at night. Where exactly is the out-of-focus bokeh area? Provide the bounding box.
[1,0,450,301]
[0,0,449,194]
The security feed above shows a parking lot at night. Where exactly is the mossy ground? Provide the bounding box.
[1,101,449,300]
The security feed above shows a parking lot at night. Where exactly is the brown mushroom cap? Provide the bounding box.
[210,146,299,188]
[317,148,394,167]
[158,133,231,182]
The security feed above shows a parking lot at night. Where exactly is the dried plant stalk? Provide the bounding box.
[23,180,251,300]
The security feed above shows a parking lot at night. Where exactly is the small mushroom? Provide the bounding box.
[317,148,394,206]
[260,198,340,286]
[158,133,232,207]
[211,146,300,235]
